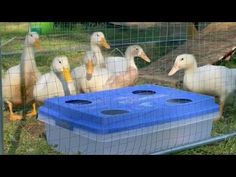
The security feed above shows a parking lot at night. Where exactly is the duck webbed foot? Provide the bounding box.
[26,103,37,118]
[6,100,23,121]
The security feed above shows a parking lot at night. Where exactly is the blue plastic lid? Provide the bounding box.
[38,84,219,134]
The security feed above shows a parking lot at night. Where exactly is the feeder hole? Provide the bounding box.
[65,100,92,105]
[132,90,156,95]
[167,98,192,104]
[101,109,129,115]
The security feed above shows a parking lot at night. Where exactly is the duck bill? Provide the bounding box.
[100,37,110,49]
[168,64,180,76]
[34,39,41,49]
[86,59,94,80]
[62,67,73,82]
[140,52,151,63]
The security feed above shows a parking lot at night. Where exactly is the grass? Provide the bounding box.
[4,116,59,154]
[1,22,183,69]
[1,22,236,155]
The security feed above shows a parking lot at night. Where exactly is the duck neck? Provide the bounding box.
[125,51,137,70]
[184,61,197,75]
[55,72,76,96]
[21,45,37,72]
[91,43,104,67]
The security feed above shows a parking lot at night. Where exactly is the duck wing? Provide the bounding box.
[106,67,138,89]
[105,57,129,75]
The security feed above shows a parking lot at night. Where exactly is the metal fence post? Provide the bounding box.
[0,38,4,154]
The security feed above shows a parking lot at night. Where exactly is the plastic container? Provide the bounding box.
[38,84,220,154]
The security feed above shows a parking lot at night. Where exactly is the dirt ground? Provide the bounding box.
[139,22,236,87]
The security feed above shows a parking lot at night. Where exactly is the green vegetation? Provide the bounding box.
[1,22,236,154]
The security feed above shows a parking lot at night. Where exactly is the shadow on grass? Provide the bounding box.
[6,102,32,154]
[7,117,28,154]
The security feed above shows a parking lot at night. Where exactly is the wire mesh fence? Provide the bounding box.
[0,22,236,154]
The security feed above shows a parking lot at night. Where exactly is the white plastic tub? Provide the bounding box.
[40,112,218,154]
[38,84,219,154]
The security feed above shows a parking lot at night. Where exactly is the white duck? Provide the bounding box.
[105,45,151,89]
[33,56,76,103]
[2,32,41,121]
[76,45,151,93]
[168,54,236,119]
[74,51,110,93]
[71,32,110,93]
[90,31,110,67]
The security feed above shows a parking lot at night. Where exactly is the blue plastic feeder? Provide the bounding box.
[38,84,220,154]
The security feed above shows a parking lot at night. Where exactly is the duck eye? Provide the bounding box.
[30,34,33,37]
[181,58,184,61]
[59,61,62,64]
[136,48,139,51]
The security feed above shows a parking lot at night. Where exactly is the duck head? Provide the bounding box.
[90,32,110,49]
[25,32,41,49]
[84,51,97,80]
[51,56,73,82]
[126,45,151,62]
[168,54,196,76]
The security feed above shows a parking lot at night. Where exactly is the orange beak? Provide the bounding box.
[62,67,73,82]
[168,63,180,76]
[139,52,151,62]
[86,59,94,74]
[34,39,41,49]
[100,37,110,49]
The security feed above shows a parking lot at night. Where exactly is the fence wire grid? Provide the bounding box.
[0,22,236,155]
